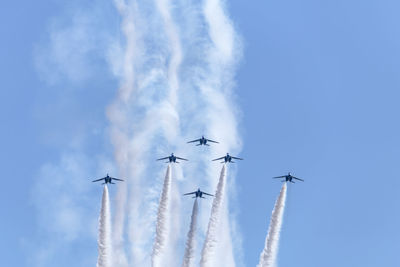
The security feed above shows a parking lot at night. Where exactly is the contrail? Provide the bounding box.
[108,1,141,266]
[182,198,199,267]
[152,165,172,267]
[200,164,227,267]
[197,0,243,262]
[258,183,288,267]
[108,1,182,265]
[97,185,112,267]
[155,0,182,107]
[107,0,241,265]
[34,0,243,264]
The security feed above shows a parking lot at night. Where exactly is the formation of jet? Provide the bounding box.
[157,153,188,163]
[184,188,213,198]
[212,153,243,163]
[92,174,124,184]
[187,136,219,146]
[273,172,304,183]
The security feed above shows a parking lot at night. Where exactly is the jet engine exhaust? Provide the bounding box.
[200,164,227,267]
[258,183,287,267]
[182,198,199,267]
[152,165,172,267]
[97,185,112,267]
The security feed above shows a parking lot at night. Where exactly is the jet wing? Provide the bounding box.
[183,191,196,196]
[92,178,105,182]
[273,176,286,178]
[206,139,219,143]
[212,156,225,161]
[176,156,188,161]
[203,192,214,197]
[231,156,243,160]
[293,176,304,182]
[157,157,169,161]
[113,178,124,181]
[187,139,200,143]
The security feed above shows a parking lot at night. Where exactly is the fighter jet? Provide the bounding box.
[273,172,304,183]
[184,188,213,198]
[92,174,124,184]
[187,136,219,146]
[157,153,188,163]
[212,153,243,163]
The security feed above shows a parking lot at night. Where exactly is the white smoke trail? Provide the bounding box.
[197,1,243,263]
[155,0,182,107]
[107,0,241,265]
[154,2,184,264]
[200,164,227,267]
[152,165,172,267]
[34,0,242,265]
[108,1,182,265]
[258,183,288,267]
[107,2,140,266]
[97,185,112,267]
[182,198,199,267]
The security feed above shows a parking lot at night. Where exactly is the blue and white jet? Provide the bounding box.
[184,188,213,199]
[187,136,219,146]
[212,153,243,163]
[92,174,124,184]
[273,172,304,183]
[157,153,188,163]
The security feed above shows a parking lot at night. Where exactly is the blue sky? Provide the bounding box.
[2,0,400,266]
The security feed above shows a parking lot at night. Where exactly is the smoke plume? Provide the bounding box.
[107,0,242,264]
[152,165,172,267]
[258,183,287,267]
[33,0,243,265]
[182,198,199,267]
[97,185,112,267]
[200,164,227,267]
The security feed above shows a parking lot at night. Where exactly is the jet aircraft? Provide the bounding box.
[157,153,188,163]
[212,153,243,163]
[92,174,124,184]
[187,136,219,146]
[273,172,304,183]
[184,188,213,198]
